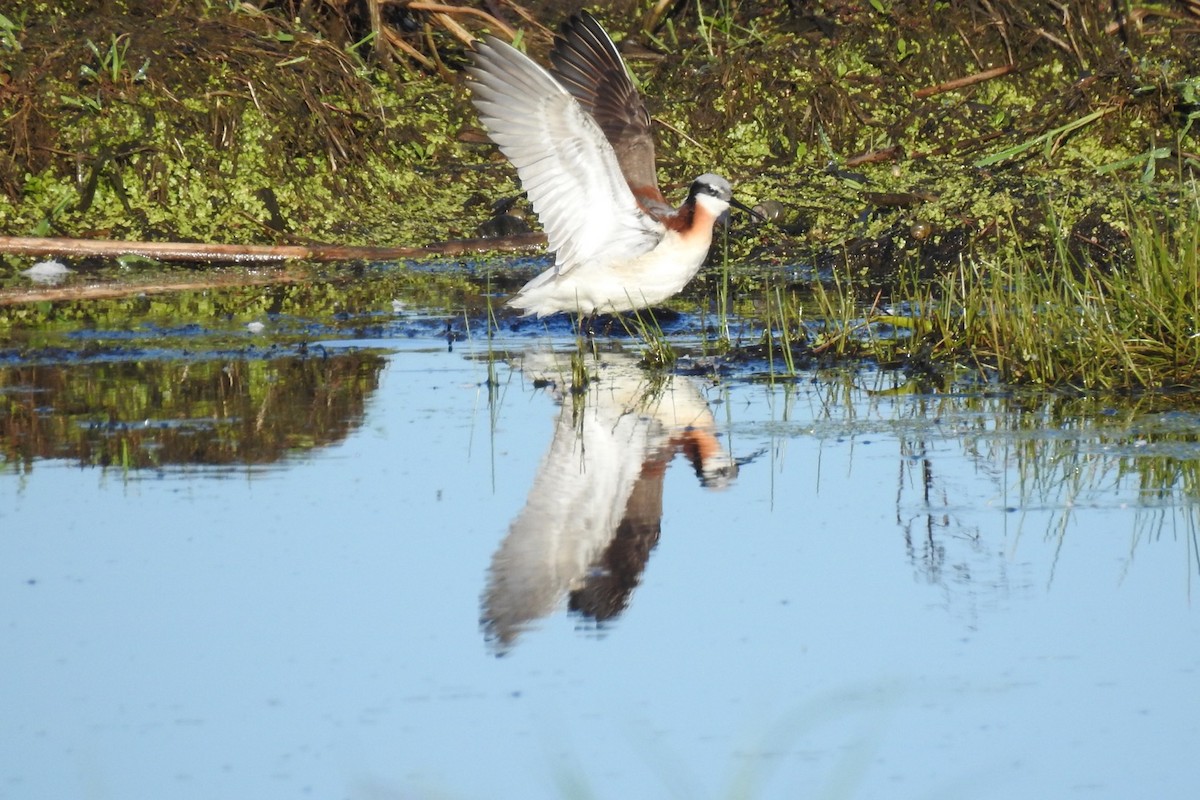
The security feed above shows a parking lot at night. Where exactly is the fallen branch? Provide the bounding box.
[914,64,1015,99]
[0,232,547,263]
[0,232,549,305]
[0,271,309,306]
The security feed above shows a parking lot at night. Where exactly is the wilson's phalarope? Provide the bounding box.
[467,11,753,318]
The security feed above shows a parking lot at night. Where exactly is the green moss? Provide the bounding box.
[3,1,1196,263]
[0,3,510,248]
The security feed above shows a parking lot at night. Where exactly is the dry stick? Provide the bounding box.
[367,0,389,62]
[652,116,710,155]
[0,233,547,263]
[845,146,903,167]
[1034,27,1073,57]
[0,273,310,306]
[0,233,549,305]
[913,64,1015,99]
[382,27,437,71]
[433,12,477,47]
[642,0,679,35]
[422,21,453,82]
[404,2,516,38]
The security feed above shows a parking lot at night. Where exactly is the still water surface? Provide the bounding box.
[2,333,1198,799]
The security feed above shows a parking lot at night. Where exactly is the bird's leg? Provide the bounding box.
[575,311,598,340]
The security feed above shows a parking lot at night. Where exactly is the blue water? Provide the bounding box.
[2,339,1198,799]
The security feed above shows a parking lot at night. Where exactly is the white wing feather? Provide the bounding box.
[467,37,663,276]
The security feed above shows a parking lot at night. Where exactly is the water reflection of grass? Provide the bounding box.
[0,351,386,472]
[758,372,1200,584]
[1002,406,1200,577]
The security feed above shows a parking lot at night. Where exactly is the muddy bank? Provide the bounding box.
[0,1,1197,288]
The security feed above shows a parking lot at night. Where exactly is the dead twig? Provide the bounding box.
[382,27,437,71]
[914,64,1016,99]
[402,2,516,39]
[1034,26,1074,56]
[434,11,479,47]
[652,116,710,155]
[0,272,308,306]
[845,146,903,167]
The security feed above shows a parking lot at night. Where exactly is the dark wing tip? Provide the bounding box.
[569,10,611,43]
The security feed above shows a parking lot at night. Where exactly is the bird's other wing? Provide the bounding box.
[468,36,664,275]
[549,12,669,215]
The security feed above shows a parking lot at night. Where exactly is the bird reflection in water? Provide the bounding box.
[482,351,737,653]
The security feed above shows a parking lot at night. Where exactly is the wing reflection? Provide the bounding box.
[482,350,736,652]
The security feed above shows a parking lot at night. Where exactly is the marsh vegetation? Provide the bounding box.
[1,0,1198,388]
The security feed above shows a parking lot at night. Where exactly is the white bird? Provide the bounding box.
[467,11,753,318]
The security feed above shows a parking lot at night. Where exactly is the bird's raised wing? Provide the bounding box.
[468,36,663,275]
[549,12,668,214]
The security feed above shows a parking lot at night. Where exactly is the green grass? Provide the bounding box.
[759,187,1200,390]
[924,191,1200,389]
